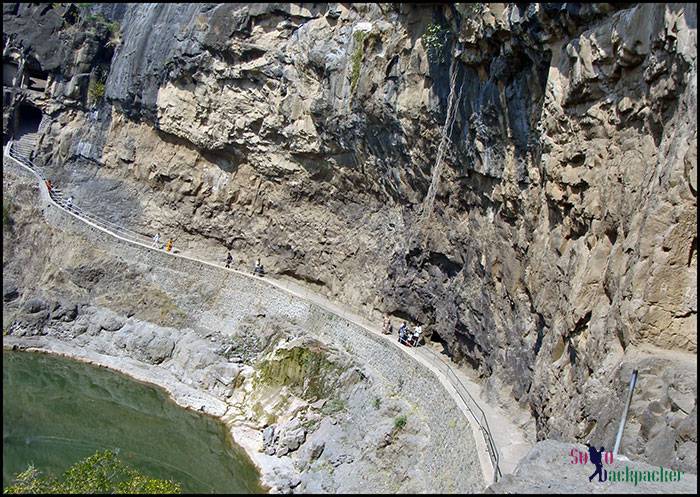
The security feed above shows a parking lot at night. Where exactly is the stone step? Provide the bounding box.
[14,143,37,151]
[12,145,34,152]
[11,145,36,156]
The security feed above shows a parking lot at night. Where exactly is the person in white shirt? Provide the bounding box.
[412,325,423,347]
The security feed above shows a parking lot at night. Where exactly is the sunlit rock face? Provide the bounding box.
[3,2,697,472]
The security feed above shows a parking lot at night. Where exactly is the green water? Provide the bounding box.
[2,351,264,493]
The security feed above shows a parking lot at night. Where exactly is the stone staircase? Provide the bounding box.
[11,132,40,159]
[12,115,49,159]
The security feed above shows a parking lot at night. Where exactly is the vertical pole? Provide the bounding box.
[613,368,638,458]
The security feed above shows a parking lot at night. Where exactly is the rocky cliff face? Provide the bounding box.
[3,2,697,472]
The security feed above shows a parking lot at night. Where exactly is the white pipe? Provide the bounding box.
[613,368,638,458]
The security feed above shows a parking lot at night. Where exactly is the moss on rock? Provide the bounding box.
[256,340,343,400]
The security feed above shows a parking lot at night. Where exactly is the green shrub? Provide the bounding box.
[394,414,407,431]
[87,13,120,33]
[84,12,107,25]
[88,80,105,103]
[422,22,449,64]
[106,20,120,34]
[321,397,347,415]
[3,450,181,494]
[373,397,381,409]
[81,9,120,44]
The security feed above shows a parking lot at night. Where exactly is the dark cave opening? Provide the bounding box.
[427,251,463,277]
[24,58,49,92]
[429,329,450,356]
[389,309,415,325]
[15,104,43,138]
[62,4,79,25]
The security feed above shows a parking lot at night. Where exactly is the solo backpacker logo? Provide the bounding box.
[569,443,686,485]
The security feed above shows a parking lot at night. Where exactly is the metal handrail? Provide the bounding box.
[7,143,154,245]
[425,346,502,482]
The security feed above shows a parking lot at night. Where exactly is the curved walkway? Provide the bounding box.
[4,140,532,483]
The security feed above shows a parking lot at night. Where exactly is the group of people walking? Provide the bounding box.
[225,251,264,276]
[383,315,424,347]
[45,179,73,211]
[42,174,428,351]
[151,233,173,252]
[225,251,265,276]
[150,237,266,276]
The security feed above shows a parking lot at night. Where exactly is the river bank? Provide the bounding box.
[2,348,264,493]
[2,338,286,491]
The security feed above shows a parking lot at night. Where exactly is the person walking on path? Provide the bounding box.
[225,251,233,268]
[253,258,265,276]
[382,315,393,335]
[152,233,161,249]
[412,324,423,347]
[398,322,409,345]
[165,238,173,252]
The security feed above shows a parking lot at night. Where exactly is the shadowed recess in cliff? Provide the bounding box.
[404,247,464,279]
[14,104,42,139]
[454,322,489,375]
[430,8,552,182]
[279,268,327,289]
[153,127,244,174]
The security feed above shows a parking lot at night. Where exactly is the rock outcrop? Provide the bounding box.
[3,1,697,474]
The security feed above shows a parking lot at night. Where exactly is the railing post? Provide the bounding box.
[613,368,638,459]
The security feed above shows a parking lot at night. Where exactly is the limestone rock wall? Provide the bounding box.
[3,2,697,471]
